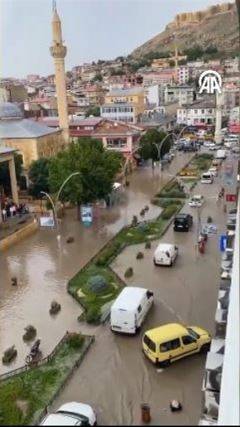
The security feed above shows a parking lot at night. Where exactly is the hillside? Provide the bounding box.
[131,2,239,58]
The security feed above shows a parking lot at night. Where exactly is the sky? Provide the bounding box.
[0,0,235,78]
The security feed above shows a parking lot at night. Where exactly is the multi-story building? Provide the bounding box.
[164,84,195,105]
[223,57,239,74]
[144,84,161,108]
[101,87,145,123]
[177,66,189,84]
[141,70,175,86]
[177,99,216,126]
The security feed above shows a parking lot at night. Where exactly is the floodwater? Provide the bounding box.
[52,170,228,425]
[0,152,193,374]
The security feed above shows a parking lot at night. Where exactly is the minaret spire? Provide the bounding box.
[50,3,69,143]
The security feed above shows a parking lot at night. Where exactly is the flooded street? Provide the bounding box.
[0,153,193,374]
[52,165,227,425]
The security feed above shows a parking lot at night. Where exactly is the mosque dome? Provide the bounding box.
[0,102,24,120]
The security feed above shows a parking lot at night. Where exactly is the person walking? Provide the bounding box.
[2,208,7,222]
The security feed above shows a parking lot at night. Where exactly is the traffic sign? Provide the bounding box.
[226,194,237,202]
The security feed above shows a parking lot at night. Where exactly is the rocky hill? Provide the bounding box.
[132,2,239,57]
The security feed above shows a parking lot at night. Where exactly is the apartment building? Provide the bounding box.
[100,87,144,123]
[177,99,216,126]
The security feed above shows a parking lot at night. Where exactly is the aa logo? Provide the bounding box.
[198,70,222,94]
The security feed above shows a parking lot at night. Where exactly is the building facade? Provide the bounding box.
[177,100,216,126]
[101,87,145,123]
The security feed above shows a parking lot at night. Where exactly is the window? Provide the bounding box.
[182,335,196,345]
[201,109,205,114]
[160,338,180,352]
[143,335,156,352]
[187,328,200,340]
[194,110,198,114]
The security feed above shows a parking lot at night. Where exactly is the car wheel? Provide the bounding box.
[159,359,170,368]
[200,343,210,354]
[153,258,157,266]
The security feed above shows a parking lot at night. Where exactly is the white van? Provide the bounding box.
[153,243,178,266]
[110,287,154,334]
[215,149,227,159]
[201,172,213,184]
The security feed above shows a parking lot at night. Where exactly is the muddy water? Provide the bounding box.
[52,168,227,425]
[0,153,193,374]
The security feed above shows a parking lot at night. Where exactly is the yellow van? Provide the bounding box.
[142,323,211,366]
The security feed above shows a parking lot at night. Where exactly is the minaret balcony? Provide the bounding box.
[50,44,67,59]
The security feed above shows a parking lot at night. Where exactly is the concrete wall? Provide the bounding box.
[0,220,38,251]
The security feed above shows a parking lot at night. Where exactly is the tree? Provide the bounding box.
[28,158,50,198]
[139,129,171,165]
[0,154,23,195]
[48,138,123,215]
[85,106,100,117]
[93,73,103,82]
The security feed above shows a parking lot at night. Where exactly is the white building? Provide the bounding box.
[164,85,195,106]
[177,66,189,84]
[101,104,137,123]
[144,84,161,107]
[223,57,239,74]
[177,100,216,126]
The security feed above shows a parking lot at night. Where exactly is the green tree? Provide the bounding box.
[49,138,122,214]
[139,129,171,166]
[85,106,100,117]
[28,158,50,198]
[93,73,103,82]
[0,154,23,195]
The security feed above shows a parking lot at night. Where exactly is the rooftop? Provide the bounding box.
[108,87,144,96]
[0,118,60,139]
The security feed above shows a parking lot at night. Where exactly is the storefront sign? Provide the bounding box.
[226,194,237,202]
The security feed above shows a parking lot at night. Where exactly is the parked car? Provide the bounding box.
[208,167,218,177]
[209,144,218,151]
[215,149,227,160]
[40,402,97,426]
[110,287,154,334]
[201,172,213,184]
[142,323,211,366]
[153,243,178,266]
[174,213,193,231]
[231,145,240,154]
[227,218,236,231]
[221,248,233,273]
[188,195,204,208]
[203,141,214,148]
[227,208,237,221]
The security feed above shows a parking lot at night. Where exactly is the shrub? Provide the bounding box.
[49,301,61,315]
[137,222,149,233]
[2,346,17,364]
[136,251,144,259]
[86,275,108,294]
[131,215,138,227]
[158,199,182,208]
[124,267,133,278]
[67,333,84,349]
[95,241,121,266]
[145,241,151,249]
[86,306,101,324]
[162,205,178,220]
[144,205,149,211]
[140,209,145,216]
[23,325,37,342]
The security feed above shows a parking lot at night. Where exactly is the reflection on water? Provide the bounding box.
[0,154,192,373]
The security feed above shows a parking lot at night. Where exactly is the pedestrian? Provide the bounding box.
[2,208,7,222]
[10,205,14,217]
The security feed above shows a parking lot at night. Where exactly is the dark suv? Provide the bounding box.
[174,213,193,231]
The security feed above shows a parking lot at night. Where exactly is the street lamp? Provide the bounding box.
[40,172,81,235]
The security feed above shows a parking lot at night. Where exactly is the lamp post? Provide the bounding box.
[40,172,81,236]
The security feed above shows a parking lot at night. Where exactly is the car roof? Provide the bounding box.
[41,414,81,426]
[191,194,203,199]
[111,287,147,311]
[155,243,175,251]
[175,213,189,218]
[145,323,187,343]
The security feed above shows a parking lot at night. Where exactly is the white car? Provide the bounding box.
[209,144,218,151]
[40,402,97,426]
[203,141,214,148]
[208,167,218,177]
[188,195,204,208]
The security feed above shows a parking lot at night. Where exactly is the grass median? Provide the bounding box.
[68,201,183,324]
[0,334,90,426]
